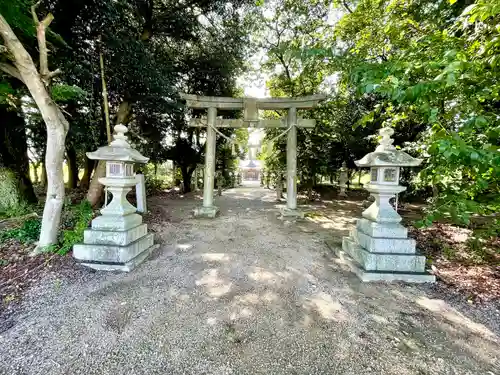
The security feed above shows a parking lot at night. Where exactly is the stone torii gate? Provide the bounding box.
[182,94,326,218]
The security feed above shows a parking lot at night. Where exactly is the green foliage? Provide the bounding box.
[324,0,500,234]
[0,202,93,255]
[145,175,168,195]
[0,168,28,215]
[0,82,15,105]
[0,218,41,243]
[57,201,93,255]
[50,84,87,102]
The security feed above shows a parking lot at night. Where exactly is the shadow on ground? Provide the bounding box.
[0,185,498,375]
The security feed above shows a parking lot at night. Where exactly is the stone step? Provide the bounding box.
[74,233,154,264]
[83,224,148,246]
[356,218,407,238]
[79,244,159,272]
[328,239,435,283]
[342,236,426,273]
[91,213,143,231]
[351,228,416,254]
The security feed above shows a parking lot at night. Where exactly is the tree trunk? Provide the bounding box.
[0,14,69,250]
[87,101,131,206]
[87,160,106,207]
[308,180,314,201]
[154,163,158,175]
[0,102,37,204]
[33,162,40,184]
[180,165,193,193]
[79,157,94,190]
[66,145,79,189]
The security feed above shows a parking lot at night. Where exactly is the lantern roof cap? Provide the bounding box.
[87,124,149,163]
[355,127,422,167]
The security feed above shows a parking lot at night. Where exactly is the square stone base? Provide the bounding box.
[78,244,159,272]
[91,213,142,231]
[84,224,148,246]
[74,233,154,264]
[326,239,435,283]
[279,208,304,220]
[193,206,219,218]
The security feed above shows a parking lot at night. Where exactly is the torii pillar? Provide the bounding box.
[283,107,299,217]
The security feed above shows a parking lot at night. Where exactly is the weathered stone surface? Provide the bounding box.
[74,233,154,264]
[79,244,159,272]
[351,228,416,254]
[280,207,304,219]
[83,224,148,246]
[193,205,219,218]
[356,218,407,238]
[342,237,426,273]
[135,174,147,213]
[362,186,406,223]
[91,213,142,231]
[329,242,436,283]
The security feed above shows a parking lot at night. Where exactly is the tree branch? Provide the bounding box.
[45,68,61,80]
[32,1,56,83]
[0,62,25,83]
[342,0,354,14]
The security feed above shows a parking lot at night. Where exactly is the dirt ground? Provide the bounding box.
[0,184,499,375]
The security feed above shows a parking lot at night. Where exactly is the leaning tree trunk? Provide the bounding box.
[39,123,67,248]
[0,13,69,250]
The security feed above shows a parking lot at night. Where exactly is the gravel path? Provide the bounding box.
[0,185,499,375]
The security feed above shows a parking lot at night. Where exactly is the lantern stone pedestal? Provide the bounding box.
[73,125,158,272]
[329,127,435,283]
[193,206,219,218]
[280,208,304,219]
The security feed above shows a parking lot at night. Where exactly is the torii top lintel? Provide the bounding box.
[181,94,326,110]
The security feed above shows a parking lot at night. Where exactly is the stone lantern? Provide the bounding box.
[338,161,348,197]
[73,124,157,271]
[334,127,435,282]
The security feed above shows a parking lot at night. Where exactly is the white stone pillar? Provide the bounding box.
[204,107,216,207]
[286,107,298,210]
[194,107,219,218]
[135,173,147,213]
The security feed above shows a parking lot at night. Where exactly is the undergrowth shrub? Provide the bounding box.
[57,201,93,255]
[0,201,93,255]
[0,218,41,243]
[145,176,167,195]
